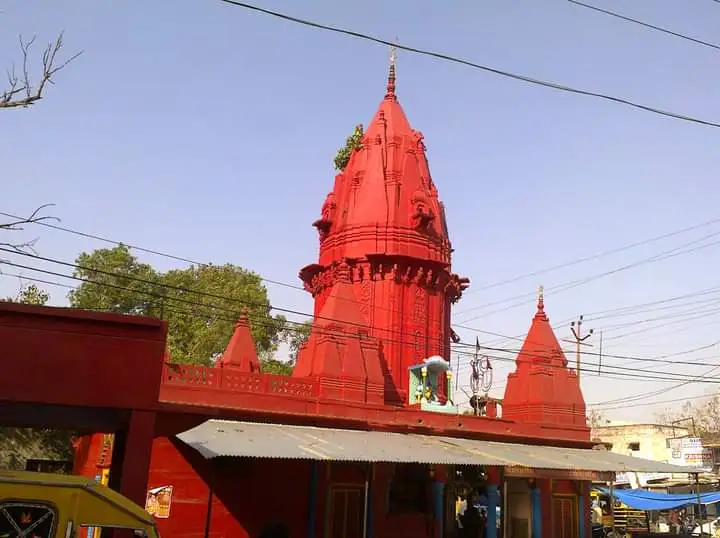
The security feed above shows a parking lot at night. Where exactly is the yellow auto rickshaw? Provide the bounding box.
[0,471,159,538]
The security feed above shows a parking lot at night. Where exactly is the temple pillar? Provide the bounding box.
[486,485,499,538]
[578,492,586,538]
[432,466,446,538]
[531,486,542,538]
[109,410,155,507]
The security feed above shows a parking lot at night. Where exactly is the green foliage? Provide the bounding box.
[68,245,288,367]
[286,319,312,361]
[4,283,50,305]
[260,358,294,376]
[333,124,364,171]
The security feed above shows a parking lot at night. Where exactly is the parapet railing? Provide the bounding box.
[161,363,318,398]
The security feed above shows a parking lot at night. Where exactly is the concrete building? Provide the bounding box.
[592,422,690,463]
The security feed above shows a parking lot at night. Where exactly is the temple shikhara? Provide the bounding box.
[0,51,687,538]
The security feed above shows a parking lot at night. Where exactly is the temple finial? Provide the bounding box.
[537,285,544,311]
[385,45,397,100]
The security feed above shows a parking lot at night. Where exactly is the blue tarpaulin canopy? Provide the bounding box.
[594,487,720,510]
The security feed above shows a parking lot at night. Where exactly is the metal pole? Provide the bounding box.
[609,480,616,537]
[695,472,703,530]
[570,315,593,379]
[503,479,508,538]
[362,464,370,538]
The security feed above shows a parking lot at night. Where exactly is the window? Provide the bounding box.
[0,501,57,538]
[628,442,640,451]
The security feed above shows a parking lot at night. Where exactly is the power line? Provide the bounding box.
[0,210,304,292]
[8,208,720,332]
[568,0,720,51]
[466,216,720,295]
[455,230,720,321]
[219,0,720,129]
[3,255,720,384]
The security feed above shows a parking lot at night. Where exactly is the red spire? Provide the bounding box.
[502,292,588,429]
[218,313,260,373]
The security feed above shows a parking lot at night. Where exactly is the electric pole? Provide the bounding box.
[570,315,593,378]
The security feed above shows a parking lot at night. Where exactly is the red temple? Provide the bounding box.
[2,52,675,538]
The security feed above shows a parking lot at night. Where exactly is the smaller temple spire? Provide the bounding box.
[385,45,397,101]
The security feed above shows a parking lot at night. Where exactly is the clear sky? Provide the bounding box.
[2,0,720,422]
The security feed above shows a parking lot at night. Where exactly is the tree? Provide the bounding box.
[68,245,288,367]
[333,124,364,171]
[0,205,57,253]
[286,319,312,361]
[4,283,49,305]
[655,395,720,436]
[2,32,81,109]
[587,409,607,429]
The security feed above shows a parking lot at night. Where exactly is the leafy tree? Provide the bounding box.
[333,124,364,171]
[4,283,50,305]
[286,319,312,361]
[260,358,294,376]
[69,245,288,367]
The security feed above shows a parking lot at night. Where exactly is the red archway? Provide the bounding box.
[0,302,167,506]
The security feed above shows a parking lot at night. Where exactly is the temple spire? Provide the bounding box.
[385,45,397,101]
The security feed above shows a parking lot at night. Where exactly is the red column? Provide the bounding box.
[113,410,156,507]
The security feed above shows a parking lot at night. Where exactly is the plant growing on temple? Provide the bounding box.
[68,245,288,367]
[333,124,363,171]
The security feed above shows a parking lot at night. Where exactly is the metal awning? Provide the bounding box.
[177,420,694,474]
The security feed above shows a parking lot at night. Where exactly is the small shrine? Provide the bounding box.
[408,356,456,414]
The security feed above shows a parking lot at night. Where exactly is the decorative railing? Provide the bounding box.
[161,363,318,398]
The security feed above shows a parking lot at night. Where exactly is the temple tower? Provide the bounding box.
[502,287,588,428]
[294,50,469,402]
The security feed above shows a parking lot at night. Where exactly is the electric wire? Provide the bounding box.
[568,0,720,51]
[466,216,720,295]
[2,256,720,386]
[456,230,720,321]
[218,0,720,129]
[7,208,720,341]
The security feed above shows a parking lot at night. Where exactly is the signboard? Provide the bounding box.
[145,486,173,519]
[504,467,614,482]
[668,437,713,468]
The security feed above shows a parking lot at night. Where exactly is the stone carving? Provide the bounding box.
[312,192,336,240]
[410,190,435,232]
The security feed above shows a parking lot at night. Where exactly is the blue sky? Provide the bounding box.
[2,0,720,422]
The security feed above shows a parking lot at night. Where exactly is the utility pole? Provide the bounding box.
[570,315,593,378]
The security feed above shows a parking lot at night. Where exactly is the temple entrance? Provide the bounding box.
[445,465,498,538]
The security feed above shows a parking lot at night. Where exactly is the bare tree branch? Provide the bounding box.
[1,32,82,109]
[0,204,59,253]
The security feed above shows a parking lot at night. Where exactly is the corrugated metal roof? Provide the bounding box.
[176,420,695,474]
